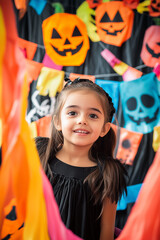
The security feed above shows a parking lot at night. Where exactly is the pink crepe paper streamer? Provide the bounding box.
[101,49,121,68]
[42,53,63,71]
[153,63,160,80]
[41,169,82,240]
[122,66,143,81]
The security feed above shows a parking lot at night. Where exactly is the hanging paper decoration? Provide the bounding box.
[111,124,143,165]
[101,49,142,81]
[36,115,52,138]
[96,1,134,46]
[42,53,63,70]
[149,0,160,17]
[117,184,142,211]
[77,1,100,42]
[117,148,160,240]
[95,79,119,120]
[37,67,64,97]
[69,73,95,82]
[86,0,102,9]
[29,0,47,15]
[42,13,90,66]
[26,59,43,84]
[123,0,139,9]
[18,38,37,60]
[141,26,160,68]
[120,73,160,134]
[29,121,37,138]
[136,0,150,14]
[152,126,160,152]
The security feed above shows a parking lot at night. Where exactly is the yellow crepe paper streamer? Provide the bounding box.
[152,126,160,152]
[29,121,37,138]
[37,67,64,97]
[137,0,150,14]
[113,62,129,75]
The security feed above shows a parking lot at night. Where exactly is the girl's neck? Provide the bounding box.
[55,144,97,167]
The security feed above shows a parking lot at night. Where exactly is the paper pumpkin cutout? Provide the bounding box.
[120,73,160,133]
[149,0,160,17]
[42,13,90,66]
[123,0,139,9]
[1,199,24,240]
[77,1,100,42]
[141,26,160,67]
[86,0,102,9]
[95,1,134,46]
[111,124,143,165]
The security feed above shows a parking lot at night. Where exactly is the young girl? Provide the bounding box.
[35,78,127,240]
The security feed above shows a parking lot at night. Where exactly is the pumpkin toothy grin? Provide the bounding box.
[101,27,125,36]
[51,41,83,56]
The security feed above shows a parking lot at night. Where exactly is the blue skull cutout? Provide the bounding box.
[120,73,160,134]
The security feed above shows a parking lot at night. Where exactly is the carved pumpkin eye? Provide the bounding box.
[96,1,134,46]
[42,13,89,66]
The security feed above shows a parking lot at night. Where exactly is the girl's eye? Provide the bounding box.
[67,111,77,116]
[89,114,98,119]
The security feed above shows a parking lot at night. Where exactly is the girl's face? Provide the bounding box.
[55,90,110,149]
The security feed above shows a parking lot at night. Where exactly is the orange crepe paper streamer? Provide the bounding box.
[69,73,95,82]
[36,115,52,138]
[152,126,160,152]
[37,67,64,97]
[18,38,38,60]
[117,148,160,240]
[26,59,43,84]
[0,1,50,239]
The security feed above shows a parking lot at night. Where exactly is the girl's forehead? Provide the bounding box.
[62,89,103,106]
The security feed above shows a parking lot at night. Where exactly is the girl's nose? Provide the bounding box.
[77,114,87,125]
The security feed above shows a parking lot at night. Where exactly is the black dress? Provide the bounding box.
[47,156,102,240]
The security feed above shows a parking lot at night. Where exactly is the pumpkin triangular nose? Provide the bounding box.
[64,38,71,45]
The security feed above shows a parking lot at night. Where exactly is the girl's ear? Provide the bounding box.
[100,122,111,137]
[53,115,61,131]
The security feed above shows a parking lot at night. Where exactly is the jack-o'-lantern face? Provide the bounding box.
[149,0,160,17]
[42,13,90,66]
[87,0,102,8]
[1,199,24,240]
[96,1,134,46]
[141,26,160,68]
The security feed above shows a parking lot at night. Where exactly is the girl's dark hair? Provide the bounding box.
[35,78,127,205]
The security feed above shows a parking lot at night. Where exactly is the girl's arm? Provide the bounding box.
[100,198,117,240]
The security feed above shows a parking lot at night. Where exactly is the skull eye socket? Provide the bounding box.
[126,97,137,111]
[141,94,155,108]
